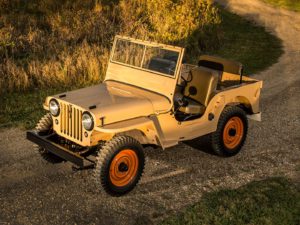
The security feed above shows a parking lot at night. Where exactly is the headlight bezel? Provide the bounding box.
[49,98,60,117]
[82,112,94,131]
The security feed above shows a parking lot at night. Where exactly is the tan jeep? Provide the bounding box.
[27,35,263,196]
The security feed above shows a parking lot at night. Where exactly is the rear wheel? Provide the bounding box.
[94,136,145,196]
[210,106,248,156]
[35,113,64,163]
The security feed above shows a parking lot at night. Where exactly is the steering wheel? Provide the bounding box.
[181,71,193,85]
[173,70,193,112]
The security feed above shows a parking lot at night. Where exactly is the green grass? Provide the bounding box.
[204,7,283,75]
[162,177,300,225]
[0,88,64,129]
[261,0,300,12]
[0,7,283,129]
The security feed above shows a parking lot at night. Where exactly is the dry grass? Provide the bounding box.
[0,2,283,129]
[0,0,221,94]
[261,0,300,12]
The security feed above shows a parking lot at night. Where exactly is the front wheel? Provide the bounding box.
[35,113,64,163]
[94,136,145,196]
[210,106,248,157]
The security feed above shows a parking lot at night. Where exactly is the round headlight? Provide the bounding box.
[49,99,60,117]
[82,112,94,131]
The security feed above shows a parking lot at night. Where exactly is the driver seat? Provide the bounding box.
[179,67,219,115]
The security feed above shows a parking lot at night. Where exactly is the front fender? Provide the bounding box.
[93,117,163,147]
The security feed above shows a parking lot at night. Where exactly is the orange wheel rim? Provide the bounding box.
[109,149,139,187]
[223,117,244,149]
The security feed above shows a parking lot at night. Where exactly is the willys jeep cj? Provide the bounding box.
[27,36,263,196]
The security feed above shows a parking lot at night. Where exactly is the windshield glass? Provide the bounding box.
[112,39,179,76]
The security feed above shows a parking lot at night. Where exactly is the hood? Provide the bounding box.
[51,80,170,125]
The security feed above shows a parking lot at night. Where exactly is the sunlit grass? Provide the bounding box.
[261,0,300,12]
[0,0,220,94]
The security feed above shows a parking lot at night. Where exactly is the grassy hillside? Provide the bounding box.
[162,178,300,225]
[0,0,221,94]
[261,0,300,12]
[0,0,283,129]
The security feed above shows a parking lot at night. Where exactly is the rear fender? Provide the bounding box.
[224,95,261,122]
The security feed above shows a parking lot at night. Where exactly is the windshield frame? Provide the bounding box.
[110,36,183,79]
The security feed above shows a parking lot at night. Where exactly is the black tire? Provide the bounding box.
[35,113,64,164]
[210,106,248,157]
[94,136,145,196]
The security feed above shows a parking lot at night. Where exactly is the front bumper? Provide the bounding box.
[26,131,94,168]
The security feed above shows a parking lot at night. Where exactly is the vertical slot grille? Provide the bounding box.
[60,102,83,141]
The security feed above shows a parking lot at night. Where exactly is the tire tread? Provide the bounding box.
[210,106,248,157]
[93,136,145,196]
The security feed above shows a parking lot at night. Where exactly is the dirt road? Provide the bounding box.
[0,0,299,224]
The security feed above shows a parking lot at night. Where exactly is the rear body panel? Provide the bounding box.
[156,79,262,147]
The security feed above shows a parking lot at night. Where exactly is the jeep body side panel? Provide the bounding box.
[93,78,262,149]
[155,79,263,148]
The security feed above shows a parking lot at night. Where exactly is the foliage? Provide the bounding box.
[0,0,221,94]
[261,0,300,12]
[0,88,63,129]
[209,8,283,75]
[127,0,221,55]
[162,177,300,225]
[0,3,284,129]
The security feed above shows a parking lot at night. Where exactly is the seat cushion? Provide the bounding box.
[179,98,206,115]
[184,67,219,106]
